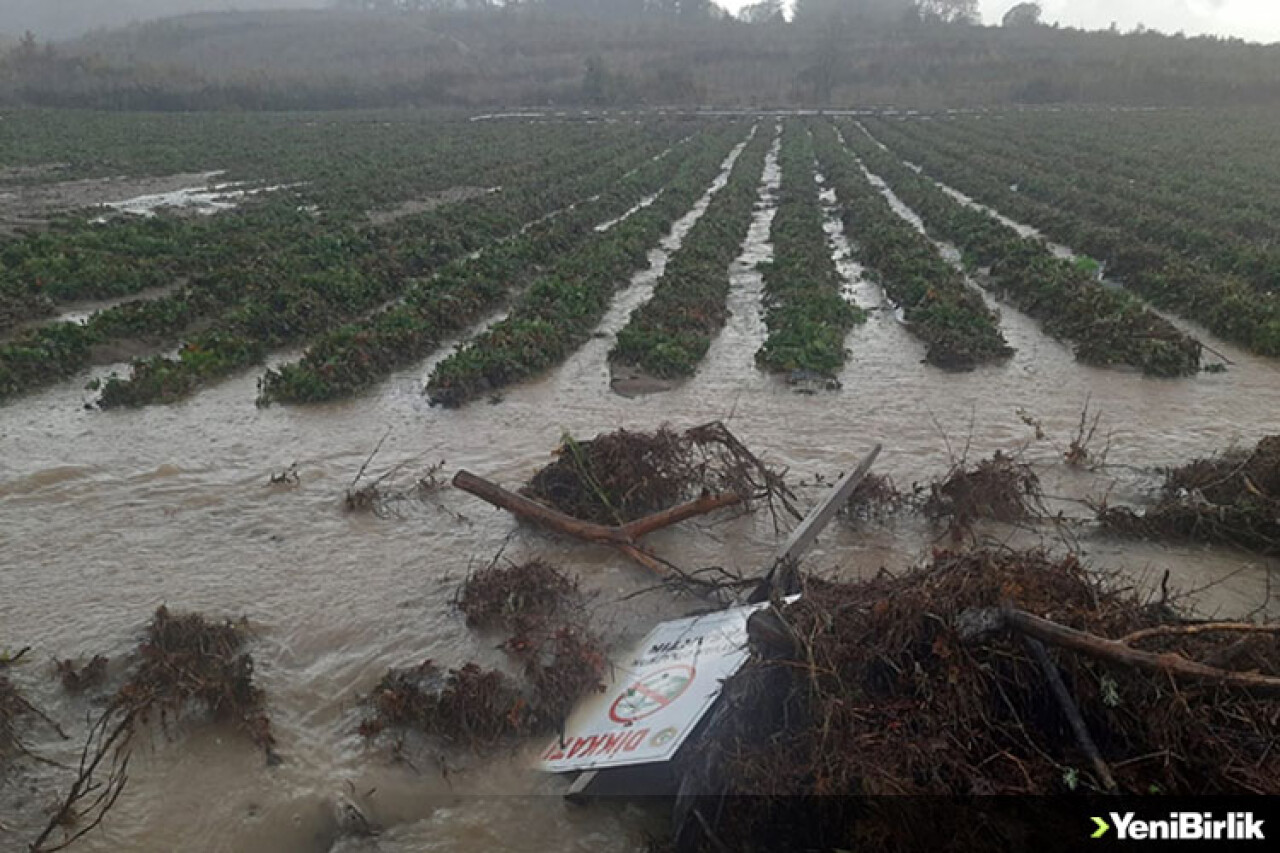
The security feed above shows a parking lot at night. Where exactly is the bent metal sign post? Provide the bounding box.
[538,602,769,773]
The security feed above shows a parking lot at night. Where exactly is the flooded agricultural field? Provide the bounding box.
[3,107,1280,852]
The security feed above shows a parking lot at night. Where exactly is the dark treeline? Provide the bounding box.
[2,1,1279,110]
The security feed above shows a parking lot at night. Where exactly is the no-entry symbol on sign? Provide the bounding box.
[608,664,695,724]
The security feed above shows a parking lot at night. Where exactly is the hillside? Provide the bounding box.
[4,7,1280,109]
[0,0,325,41]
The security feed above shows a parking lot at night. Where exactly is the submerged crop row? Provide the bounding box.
[754,122,866,379]
[864,117,1280,358]
[0,122,685,403]
[810,122,1010,371]
[257,129,735,404]
[843,123,1201,377]
[607,125,774,380]
[0,119,636,331]
[425,126,752,407]
[72,129,686,407]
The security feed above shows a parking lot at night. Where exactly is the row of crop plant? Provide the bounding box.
[606,126,776,380]
[841,122,1201,377]
[424,127,752,407]
[753,123,866,380]
[93,127,704,408]
[256,129,739,404]
[921,117,1280,297]
[0,119,644,331]
[0,124,686,403]
[863,117,1280,358]
[810,122,1010,371]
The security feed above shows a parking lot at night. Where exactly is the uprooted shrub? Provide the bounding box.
[56,656,109,694]
[924,451,1042,535]
[27,607,273,852]
[116,607,274,753]
[841,473,907,522]
[678,548,1280,851]
[521,420,797,526]
[361,560,605,748]
[1099,435,1280,555]
[456,558,579,638]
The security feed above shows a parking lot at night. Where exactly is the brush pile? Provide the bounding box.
[679,549,1280,852]
[360,560,605,748]
[842,473,907,522]
[1099,435,1280,555]
[924,451,1042,534]
[116,607,274,753]
[521,421,796,526]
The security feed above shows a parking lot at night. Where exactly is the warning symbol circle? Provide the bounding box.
[608,664,695,724]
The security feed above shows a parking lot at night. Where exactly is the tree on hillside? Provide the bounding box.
[914,0,978,24]
[793,0,914,27]
[738,0,785,24]
[1002,2,1042,28]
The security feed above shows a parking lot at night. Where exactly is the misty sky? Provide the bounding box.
[973,0,1280,42]
[2,0,1278,44]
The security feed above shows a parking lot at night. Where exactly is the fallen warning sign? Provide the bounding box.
[539,602,768,773]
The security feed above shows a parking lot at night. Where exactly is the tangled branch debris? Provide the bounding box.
[522,421,799,527]
[456,558,579,637]
[116,607,274,754]
[2,656,38,760]
[29,607,273,852]
[360,560,605,749]
[679,549,1280,852]
[1098,435,1280,555]
[841,473,907,522]
[924,451,1043,536]
[55,656,108,695]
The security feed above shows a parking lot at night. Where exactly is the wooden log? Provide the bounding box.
[621,492,742,539]
[1002,607,1280,695]
[748,444,881,603]
[452,469,742,579]
[453,469,629,544]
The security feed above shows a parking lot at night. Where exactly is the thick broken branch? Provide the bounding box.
[960,606,1280,695]
[1119,622,1280,646]
[452,469,741,578]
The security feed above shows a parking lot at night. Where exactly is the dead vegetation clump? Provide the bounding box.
[456,559,579,636]
[1098,435,1280,555]
[680,549,1280,852]
[116,607,274,754]
[360,560,605,748]
[924,451,1043,535]
[28,607,273,852]
[841,473,907,522]
[55,656,109,694]
[521,421,797,526]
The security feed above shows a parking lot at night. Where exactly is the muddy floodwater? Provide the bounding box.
[3,152,1280,852]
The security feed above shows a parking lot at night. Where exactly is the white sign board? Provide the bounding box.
[538,602,768,773]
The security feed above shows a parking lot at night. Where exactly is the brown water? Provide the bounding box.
[3,126,1279,852]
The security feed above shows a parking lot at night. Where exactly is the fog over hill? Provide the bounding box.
[0,0,326,40]
[3,2,1279,110]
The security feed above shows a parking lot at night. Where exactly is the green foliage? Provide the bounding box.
[811,121,1009,370]
[426,126,750,407]
[609,126,773,379]
[843,122,1201,377]
[754,123,866,379]
[864,111,1280,361]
